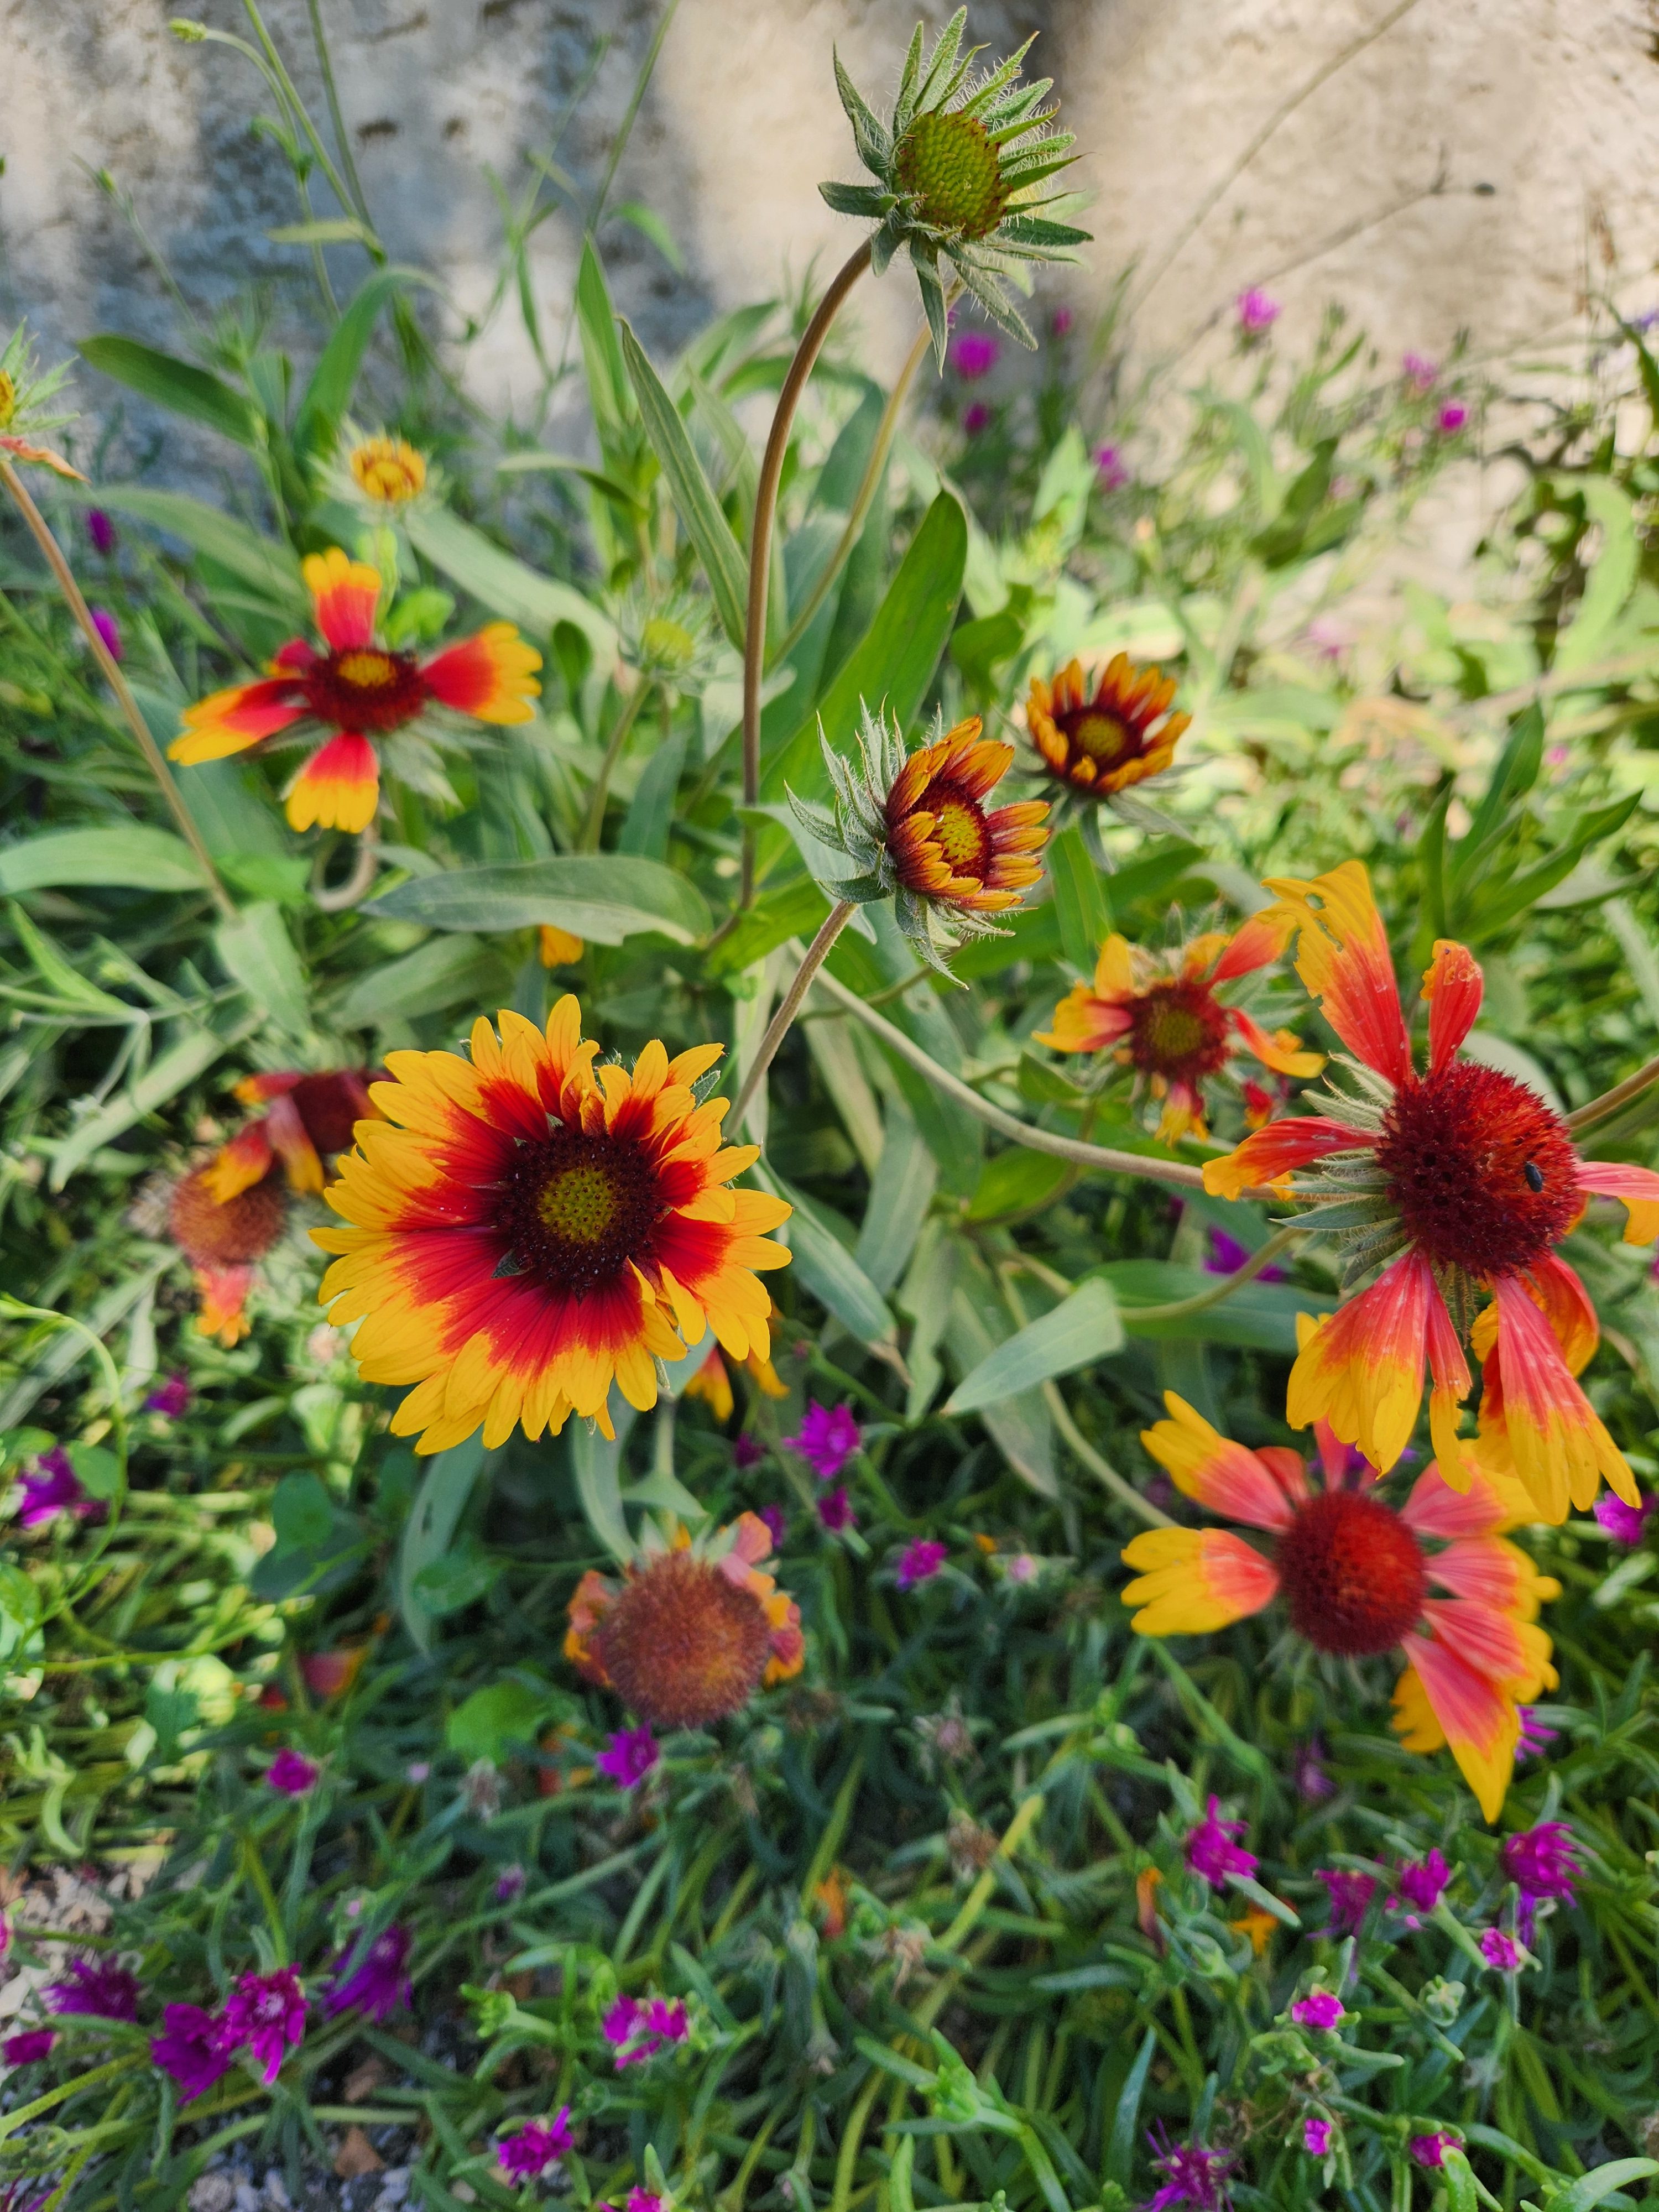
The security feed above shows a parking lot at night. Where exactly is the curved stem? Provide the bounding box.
[731,902,855,1135]
[1121,1223,1305,1321]
[768,311,931,671]
[581,676,650,850]
[739,241,873,909]
[1,460,236,920]
[1567,1051,1659,1135]
[1046,1382,1175,1531]
[810,962,1208,1190]
[310,821,380,912]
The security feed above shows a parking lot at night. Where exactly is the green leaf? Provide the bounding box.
[213,901,310,1041]
[1438,2151,1479,2212]
[1100,838,1207,922]
[445,1678,550,1762]
[367,855,711,947]
[411,1536,497,1617]
[945,1279,1123,1414]
[0,826,207,897]
[293,265,425,456]
[575,239,633,452]
[327,935,514,1030]
[401,505,614,655]
[703,879,832,979]
[618,730,687,860]
[611,200,685,272]
[272,1472,335,1553]
[63,1442,122,1501]
[571,1413,637,1563]
[1095,1260,1335,1352]
[397,1438,493,1657]
[763,493,968,807]
[966,1149,1070,1223]
[944,1247,1056,1496]
[618,319,749,650]
[0,1561,40,1665]
[77,336,262,450]
[1047,824,1109,976]
[759,1167,898,1351]
[1105,2029,1157,2187]
[64,486,308,617]
[1547,2159,1659,2212]
[48,1010,260,1190]
[1553,477,1640,672]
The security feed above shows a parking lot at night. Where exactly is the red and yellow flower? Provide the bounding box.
[1025,654,1189,804]
[1203,861,1659,1520]
[314,996,792,1453]
[168,1167,289,1347]
[1123,1394,1559,1820]
[168,548,541,834]
[684,1332,787,1423]
[1035,920,1323,1142]
[565,1514,805,1728]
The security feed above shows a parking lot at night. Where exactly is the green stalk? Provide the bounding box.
[582,677,651,849]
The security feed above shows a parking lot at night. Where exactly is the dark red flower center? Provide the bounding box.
[1127,978,1231,1084]
[301,646,426,734]
[496,1128,665,1297]
[916,775,992,880]
[1276,1489,1426,1656]
[1374,1062,1579,1279]
[169,1167,287,1267]
[593,1551,773,1728]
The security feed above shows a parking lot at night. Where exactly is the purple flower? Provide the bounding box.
[46,1956,141,2021]
[323,1922,413,2023]
[1516,1707,1559,1762]
[1003,1551,1039,1584]
[494,1865,526,1905]
[1479,1927,1524,1972]
[896,1538,947,1589]
[1206,1228,1285,1282]
[602,1990,691,2068]
[962,400,991,435]
[90,609,123,662]
[951,332,1000,380]
[221,1967,305,2085]
[1402,352,1438,392]
[1094,442,1130,492]
[3,2028,54,2065]
[1436,401,1469,435]
[1184,1798,1257,1886]
[1594,1490,1655,1544]
[1315,1869,1376,1937]
[1145,2125,1232,2212]
[85,509,116,556]
[266,1748,319,1797]
[595,1725,660,1790]
[1302,2119,1332,2156]
[732,1434,765,1469]
[143,1372,191,1417]
[818,1485,856,1532]
[1290,1990,1343,2030]
[497,2109,574,2182]
[150,2001,233,2103]
[1410,2133,1460,2170]
[788,1404,859,1482]
[757,1501,786,1547]
[1290,1738,1334,1802]
[1394,1849,1450,1921]
[1499,1820,1580,1940]
[1051,306,1074,338]
[625,2195,666,2212]
[17,1448,104,1531]
[1235,289,1280,336]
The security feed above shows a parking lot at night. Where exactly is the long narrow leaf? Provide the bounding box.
[618,319,750,650]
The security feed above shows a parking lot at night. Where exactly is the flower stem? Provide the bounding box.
[809,963,1208,1190]
[1120,1223,1305,1321]
[1567,1051,1659,1135]
[1045,1382,1176,1531]
[731,902,856,1135]
[582,676,650,850]
[0,458,237,920]
[739,241,873,910]
[311,820,380,912]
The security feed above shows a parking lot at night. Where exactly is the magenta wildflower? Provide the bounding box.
[951,332,1000,380]
[1479,1927,1525,1973]
[1409,2133,1459,2169]
[150,2001,233,2103]
[603,1991,691,2068]
[494,1865,526,1905]
[1290,1738,1335,1802]
[1207,1228,1285,1282]
[497,2109,574,2182]
[266,1747,319,1797]
[1516,1707,1559,1762]
[46,1956,141,2021]
[1594,1490,1655,1543]
[624,2194,666,2212]
[3,2028,54,2065]
[1499,1821,1580,1940]
[1402,352,1438,392]
[1302,2119,1332,2156]
[90,609,123,661]
[1145,2125,1232,2212]
[818,1485,856,1532]
[1394,1848,1450,1922]
[1094,442,1130,492]
[323,1922,413,2023]
[595,1725,660,1790]
[1436,401,1469,434]
[1003,1551,1038,1584]
[1235,289,1280,336]
[756,1501,786,1547]
[1184,1798,1257,1886]
[1315,1869,1376,1936]
[962,400,991,435]
[17,1448,104,1531]
[732,1433,765,1470]
[143,1372,191,1416]
[85,509,116,556]
[221,1967,304,2085]
[897,1539,947,1589]
[788,1403,859,1482]
[1290,1990,1343,2030]
[1051,306,1074,337]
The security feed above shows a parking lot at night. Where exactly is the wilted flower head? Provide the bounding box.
[323,1922,413,2023]
[792,703,1048,977]
[46,1957,141,2021]
[1316,1869,1377,1936]
[602,1992,691,2069]
[150,2001,233,2103]
[1184,1798,1256,1886]
[497,2109,573,2182]
[1290,1989,1344,2030]
[494,1864,526,1905]
[463,1758,504,1822]
[267,1747,319,1797]
[221,1968,305,2085]
[167,1164,288,1348]
[788,1402,860,1481]
[1289,1737,1333,1799]
[818,1485,856,1533]
[594,1724,660,1788]
[820,9,1088,363]
[897,1538,947,1589]
[1145,2125,1232,2211]
[1402,352,1438,392]
[0,324,82,479]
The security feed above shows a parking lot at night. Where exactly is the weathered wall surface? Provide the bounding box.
[2,0,1656,452]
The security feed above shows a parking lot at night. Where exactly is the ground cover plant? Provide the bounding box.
[8,10,1659,2212]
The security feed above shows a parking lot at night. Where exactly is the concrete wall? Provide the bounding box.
[3,0,1655,462]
